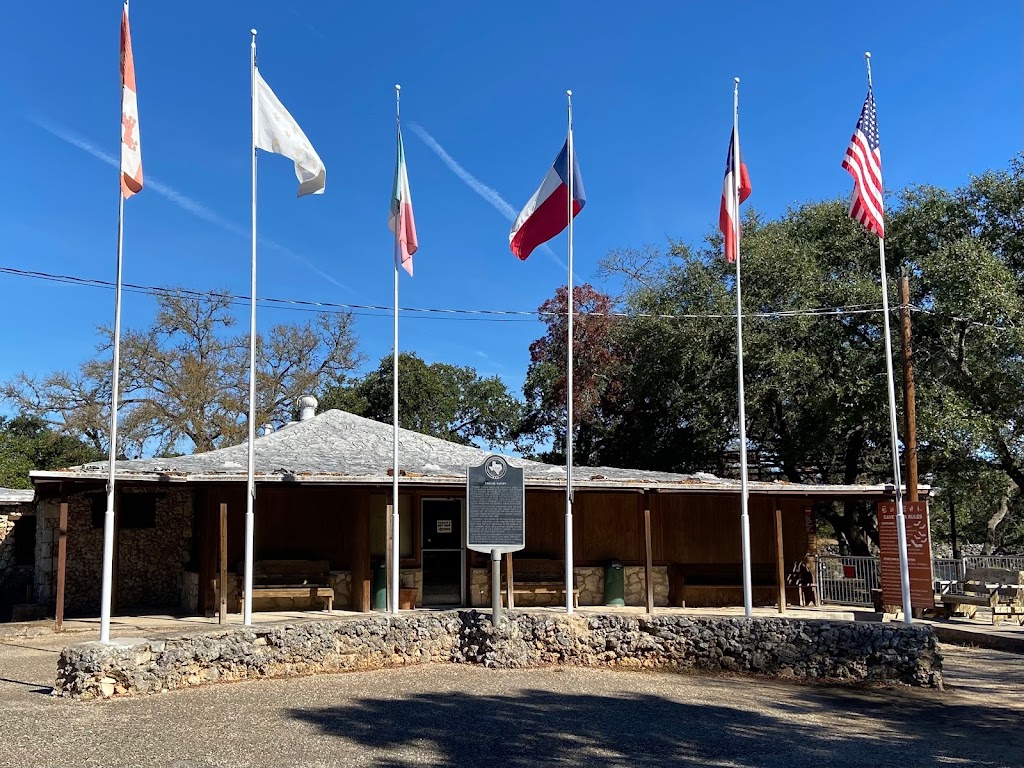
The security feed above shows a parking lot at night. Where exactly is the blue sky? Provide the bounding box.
[0,1,1020,419]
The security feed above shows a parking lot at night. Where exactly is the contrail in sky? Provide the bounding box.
[28,115,351,292]
[408,123,565,270]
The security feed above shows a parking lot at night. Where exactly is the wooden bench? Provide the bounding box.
[501,559,579,608]
[669,563,799,608]
[938,567,1024,625]
[237,559,334,613]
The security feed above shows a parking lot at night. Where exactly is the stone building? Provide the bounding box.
[1,488,36,621]
[28,408,899,618]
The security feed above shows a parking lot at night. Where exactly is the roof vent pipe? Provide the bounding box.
[298,395,319,422]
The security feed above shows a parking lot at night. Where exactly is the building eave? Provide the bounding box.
[29,468,924,498]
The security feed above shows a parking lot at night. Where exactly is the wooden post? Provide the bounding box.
[350,495,371,612]
[505,553,515,609]
[644,502,654,614]
[899,273,919,502]
[54,500,69,632]
[774,507,787,614]
[218,503,228,624]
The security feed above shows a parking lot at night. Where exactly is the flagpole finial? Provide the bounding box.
[734,77,740,84]
[864,51,871,59]
[395,84,401,91]
[251,29,257,36]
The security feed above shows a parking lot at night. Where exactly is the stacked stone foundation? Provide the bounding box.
[55,611,942,698]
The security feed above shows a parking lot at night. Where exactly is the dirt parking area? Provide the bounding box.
[0,633,1021,768]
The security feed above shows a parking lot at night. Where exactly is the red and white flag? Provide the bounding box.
[119,1,142,198]
[842,87,884,238]
[718,127,751,263]
[389,127,418,275]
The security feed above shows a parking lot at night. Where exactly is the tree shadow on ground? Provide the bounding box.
[289,675,1024,768]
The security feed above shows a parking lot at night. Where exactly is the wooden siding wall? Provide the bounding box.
[653,493,811,567]
[199,485,366,613]
[195,483,815,609]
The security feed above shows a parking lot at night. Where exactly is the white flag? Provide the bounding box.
[255,69,326,196]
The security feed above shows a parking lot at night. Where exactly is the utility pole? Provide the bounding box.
[899,273,919,502]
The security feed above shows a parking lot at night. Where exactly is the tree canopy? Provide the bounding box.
[0,415,103,488]
[319,352,522,448]
[521,154,1024,553]
[2,291,360,457]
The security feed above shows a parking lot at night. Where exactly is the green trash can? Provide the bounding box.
[371,559,388,611]
[604,560,625,606]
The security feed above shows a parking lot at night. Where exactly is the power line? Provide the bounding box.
[9,263,1008,326]
[0,264,887,322]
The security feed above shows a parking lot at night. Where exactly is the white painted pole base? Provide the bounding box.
[391,509,401,613]
[740,510,753,618]
[99,503,115,643]
[565,511,574,615]
[243,508,254,625]
[895,502,913,624]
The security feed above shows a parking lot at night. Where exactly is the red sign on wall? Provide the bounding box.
[878,501,934,610]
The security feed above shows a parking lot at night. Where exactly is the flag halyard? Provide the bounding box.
[842,87,884,238]
[389,128,418,276]
[119,2,142,198]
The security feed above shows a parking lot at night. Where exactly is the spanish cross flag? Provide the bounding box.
[120,1,142,198]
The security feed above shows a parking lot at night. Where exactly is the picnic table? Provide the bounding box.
[937,567,1024,625]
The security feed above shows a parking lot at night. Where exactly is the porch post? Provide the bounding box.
[644,493,654,614]
[505,553,515,609]
[218,503,228,624]
[350,494,371,612]
[774,506,787,614]
[54,498,68,632]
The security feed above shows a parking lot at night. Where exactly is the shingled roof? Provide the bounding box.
[0,487,34,505]
[29,409,897,496]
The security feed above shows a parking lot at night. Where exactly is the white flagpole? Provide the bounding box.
[565,89,575,615]
[865,52,913,624]
[243,28,258,627]
[100,0,131,644]
[733,77,753,619]
[391,83,402,615]
[99,191,124,645]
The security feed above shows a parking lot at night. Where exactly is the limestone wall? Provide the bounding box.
[34,500,60,606]
[54,611,942,699]
[0,504,31,574]
[35,489,193,615]
[181,571,199,614]
[0,502,34,618]
[471,565,669,607]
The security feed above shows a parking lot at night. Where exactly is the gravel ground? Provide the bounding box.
[0,633,1021,768]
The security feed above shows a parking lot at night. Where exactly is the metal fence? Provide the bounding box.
[964,555,1024,571]
[815,556,880,607]
[817,555,1024,605]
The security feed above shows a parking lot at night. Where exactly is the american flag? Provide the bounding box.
[842,88,884,238]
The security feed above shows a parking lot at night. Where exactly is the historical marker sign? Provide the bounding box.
[467,455,525,554]
[878,500,934,610]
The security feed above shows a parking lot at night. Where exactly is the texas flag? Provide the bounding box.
[509,138,586,260]
[719,127,751,263]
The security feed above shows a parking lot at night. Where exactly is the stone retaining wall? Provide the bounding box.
[55,611,941,698]
[470,566,670,608]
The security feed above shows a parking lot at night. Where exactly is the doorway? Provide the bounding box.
[421,498,464,606]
